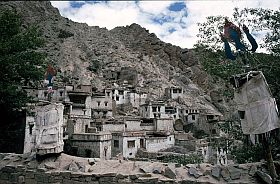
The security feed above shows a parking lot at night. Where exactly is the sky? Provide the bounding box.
[51,0,279,49]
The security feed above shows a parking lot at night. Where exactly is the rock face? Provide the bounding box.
[0,1,232,117]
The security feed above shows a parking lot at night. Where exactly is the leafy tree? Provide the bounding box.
[195,8,280,104]
[195,8,280,163]
[0,10,46,119]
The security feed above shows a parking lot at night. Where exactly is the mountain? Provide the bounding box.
[0,1,233,117]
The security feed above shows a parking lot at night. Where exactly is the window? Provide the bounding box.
[192,115,196,120]
[140,139,144,148]
[238,111,245,119]
[173,89,177,93]
[119,90,124,95]
[114,140,119,148]
[106,92,110,96]
[29,124,34,135]
[104,102,108,106]
[207,115,214,120]
[145,107,148,111]
[211,129,217,134]
[158,106,160,112]
[127,140,135,148]
[97,101,100,106]
[169,137,171,141]
[59,91,63,97]
[186,110,188,113]
[116,96,119,101]
[152,107,157,112]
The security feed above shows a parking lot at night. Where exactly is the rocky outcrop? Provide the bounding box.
[0,1,231,117]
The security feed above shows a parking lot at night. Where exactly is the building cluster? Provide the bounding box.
[24,79,226,164]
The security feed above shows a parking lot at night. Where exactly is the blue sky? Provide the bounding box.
[51,0,279,50]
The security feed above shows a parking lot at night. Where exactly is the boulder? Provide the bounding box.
[249,165,257,176]
[256,170,272,184]
[65,161,79,172]
[211,165,221,179]
[228,166,241,180]
[188,167,202,178]
[221,167,230,181]
[163,166,176,179]
[139,165,153,173]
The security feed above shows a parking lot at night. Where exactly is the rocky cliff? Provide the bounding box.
[0,1,233,117]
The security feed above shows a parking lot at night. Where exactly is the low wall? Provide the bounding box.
[0,153,271,184]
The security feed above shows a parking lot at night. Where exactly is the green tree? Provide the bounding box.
[195,8,280,104]
[0,10,46,116]
[195,8,280,163]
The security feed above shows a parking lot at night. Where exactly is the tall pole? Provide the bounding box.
[261,133,278,183]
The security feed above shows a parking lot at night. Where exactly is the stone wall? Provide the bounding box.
[0,153,272,184]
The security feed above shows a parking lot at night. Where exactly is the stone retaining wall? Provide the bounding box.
[0,165,186,184]
[0,153,274,184]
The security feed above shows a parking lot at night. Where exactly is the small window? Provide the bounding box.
[186,110,188,113]
[106,92,110,96]
[59,91,63,97]
[145,107,148,111]
[119,90,124,95]
[152,107,157,112]
[29,124,34,135]
[238,111,245,119]
[207,115,214,120]
[104,102,108,106]
[114,140,119,148]
[97,101,101,106]
[212,129,217,134]
[140,139,144,148]
[158,106,160,112]
[127,140,135,148]
[116,96,119,101]
[192,115,196,120]
[169,137,171,141]
[173,89,177,93]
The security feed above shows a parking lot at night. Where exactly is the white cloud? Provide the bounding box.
[51,0,280,51]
